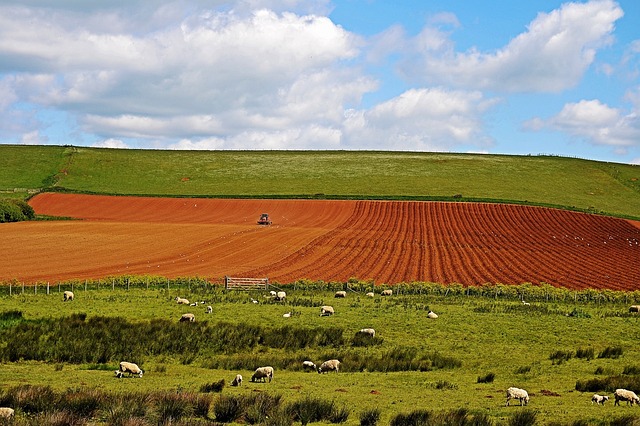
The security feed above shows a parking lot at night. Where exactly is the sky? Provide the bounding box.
[0,0,639,164]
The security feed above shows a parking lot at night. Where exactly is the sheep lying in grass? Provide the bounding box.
[251,366,274,383]
[318,359,340,374]
[614,388,640,406]
[0,408,14,419]
[175,297,189,305]
[381,289,393,296]
[180,313,195,322]
[205,305,213,314]
[63,291,74,301]
[335,291,346,298]
[320,306,334,316]
[357,328,375,338]
[231,374,243,386]
[630,305,640,313]
[427,311,438,319]
[592,394,609,405]
[116,361,143,378]
[505,387,529,406]
[302,361,317,371]
[365,292,374,297]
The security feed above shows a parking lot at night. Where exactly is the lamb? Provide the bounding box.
[320,305,334,316]
[175,297,189,305]
[302,360,317,371]
[381,289,393,296]
[614,388,640,406]
[427,311,438,319]
[63,290,74,301]
[231,374,243,386]
[251,366,274,383]
[505,387,529,406]
[335,291,346,298]
[522,300,531,306]
[630,305,640,313]
[180,313,195,322]
[592,394,609,405]
[205,305,213,314]
[318,359,340,374]
[275,291,286,301]
[270,290,277,297]
[117,361,143,378]
[365,292,375,298]
[0,408,14,419]
[357,328,375,338]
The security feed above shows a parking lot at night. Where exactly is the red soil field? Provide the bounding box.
[2,193,639,290]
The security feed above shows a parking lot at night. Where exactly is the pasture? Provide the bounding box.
[2,284,640,424]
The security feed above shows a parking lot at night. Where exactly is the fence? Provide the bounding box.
[224,276,269,291]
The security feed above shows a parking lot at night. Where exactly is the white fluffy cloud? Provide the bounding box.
[397,0,623,92]
[526,99,640,152]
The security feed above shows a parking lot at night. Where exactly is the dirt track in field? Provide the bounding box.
[2,193,639,290]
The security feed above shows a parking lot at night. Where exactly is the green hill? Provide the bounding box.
[1,144,639,219]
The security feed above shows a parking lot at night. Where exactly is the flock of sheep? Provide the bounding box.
[55,287,640,414]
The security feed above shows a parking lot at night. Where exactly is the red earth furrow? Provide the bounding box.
[3,193,639,291]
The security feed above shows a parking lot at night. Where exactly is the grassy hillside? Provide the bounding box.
[1,145,639,218]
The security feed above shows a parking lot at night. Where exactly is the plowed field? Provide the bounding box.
[2,193,639,290]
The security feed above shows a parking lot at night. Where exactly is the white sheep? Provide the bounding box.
[251,366,274,383]
[381,289,393,296]
[592,394,609,405]
[614,388,640,406]
[231,374,243,386]
[522,300,531,306]
[63,290,74,302]
[175,297,189,305]
[270,290,277,297]
[118,361,143,378]
[275,291,286,301]
[180,313,195,322]
[505,387,529,406]
[357,328,375,338]
[427,311,438,319]
[335,291,346,298]
[283,312,292,318]
[629,305,640,313]
[205,305,213,314]
[318,359,340,374]
[302,360,317,371]
[0,408,14,419]
[320,306,334,316]
[365,292,375,297]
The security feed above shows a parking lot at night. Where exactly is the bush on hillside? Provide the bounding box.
[0,198,35,223]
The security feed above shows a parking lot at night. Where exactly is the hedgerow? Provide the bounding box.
[0,198,35,222]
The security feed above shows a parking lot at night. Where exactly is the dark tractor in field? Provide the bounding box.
[257,213,272,225]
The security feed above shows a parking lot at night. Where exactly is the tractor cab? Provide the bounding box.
[257,213,272,225]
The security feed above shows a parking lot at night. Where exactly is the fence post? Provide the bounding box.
[127,278,130,291]
[35,282,37,294]
[85,280,87,292]
[9,282,11,296]
[22,282,24,294]
[112,279,115,291]
[47,282,50,295]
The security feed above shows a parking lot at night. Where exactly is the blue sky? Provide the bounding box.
[0,0,639,164]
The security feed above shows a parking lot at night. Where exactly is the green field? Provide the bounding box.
[1,284,640,425]
[1,144,639,219]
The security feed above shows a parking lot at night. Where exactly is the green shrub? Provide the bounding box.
[287,396,334,426]
[359,408,381,426]
[213,395,244,423]
[477,372,495,383]
[599,346,623,359]
[575,347,594,360]
[153,391,194,424]
[508,409,537,426]
[550,350,573,365]
[389,409,431,426]
[199,379,225,393]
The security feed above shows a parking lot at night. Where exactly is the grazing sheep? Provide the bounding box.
[318,359,340,374]
[614,388,640,406]
[283,312,292,318]
[365,292,375,298]
[427,311,438,319]
[205,305,213,314]
[381,289,393,296]
[275,291,286,301]
[630,305,640,313]
[522,300,531,306]
[251,366,274,383]
[269,290,277,297]
[175,297,189,305]
[0,408,14,419]
[335,291,346,298]
[320,305,334,316]
[505,387,529,406]
[357,328,376,338]
[63,291,74,302]
[118,361,143,378]
[231,374,243,386]
[592,394,609,405]
[302,361,317,371]
[180,313,195,322]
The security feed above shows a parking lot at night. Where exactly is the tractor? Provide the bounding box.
[257,213,272,225]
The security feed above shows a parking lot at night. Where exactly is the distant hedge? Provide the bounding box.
[0,198,35,222]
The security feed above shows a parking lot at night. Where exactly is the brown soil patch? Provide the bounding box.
[1,193,638,290]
